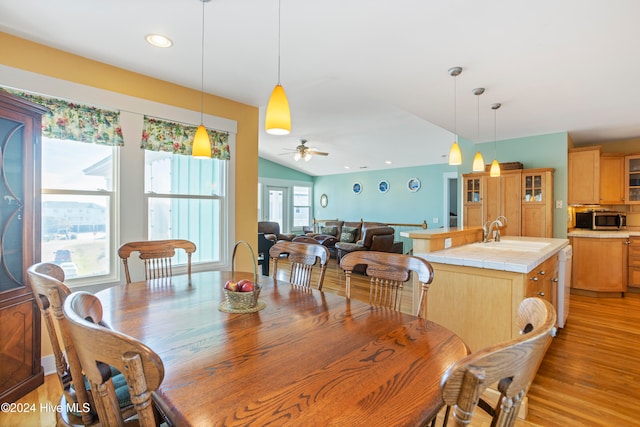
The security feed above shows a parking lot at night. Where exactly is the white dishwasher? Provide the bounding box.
[557,245,572,328]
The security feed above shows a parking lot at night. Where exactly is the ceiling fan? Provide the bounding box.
[285,139,329,162]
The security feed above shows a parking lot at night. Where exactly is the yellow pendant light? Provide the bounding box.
[490,103,502,177]
[192,0,212,158]
[448,66,462,165]
[265,0,291,135]
[472,87,485,172]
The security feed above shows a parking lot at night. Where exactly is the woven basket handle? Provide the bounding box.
[231,240,258,283]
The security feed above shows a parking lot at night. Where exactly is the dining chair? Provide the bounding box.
[340,251,434,317]
[118,239,196,284]
[26,262,137,426]
[269,241,330,290]
[435,297,557,427]
[63,291,166,427]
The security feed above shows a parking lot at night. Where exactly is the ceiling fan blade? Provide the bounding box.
[308,150,329,156]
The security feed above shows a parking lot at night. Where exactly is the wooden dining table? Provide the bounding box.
[96,271,468,426]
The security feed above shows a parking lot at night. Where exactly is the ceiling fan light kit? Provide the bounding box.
[290,139,328,161]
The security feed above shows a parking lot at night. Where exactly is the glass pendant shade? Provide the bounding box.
[490,159,501,177]
[472,152,485,172]
[303,152,312,162]
[448,141,462,165]
[192,124,212,158]
[293,151,301,161]
[266,85,291,135]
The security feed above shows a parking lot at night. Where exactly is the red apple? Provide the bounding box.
[237,279,250,288]
[224,280,239,292]
[239,281,255,292]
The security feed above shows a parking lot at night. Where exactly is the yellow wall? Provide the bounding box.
[0,32,259,358]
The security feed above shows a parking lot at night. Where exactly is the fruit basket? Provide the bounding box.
[223,240,262,311]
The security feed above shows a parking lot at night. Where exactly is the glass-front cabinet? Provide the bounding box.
[523,173,544,203]
[625,155,640,203]
[521,168,554,238]
[462,174,485,227]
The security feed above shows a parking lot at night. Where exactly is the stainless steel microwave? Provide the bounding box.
[575,210,627,230]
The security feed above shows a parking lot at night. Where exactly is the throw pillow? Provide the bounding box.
[340,226,359,243]
[321,226,338,237]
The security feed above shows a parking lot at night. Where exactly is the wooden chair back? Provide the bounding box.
[63,291,165,427]
[26,262,95,425]
[340,251,434,317]
[118,239,196,284]
[269,241,330,290]
[439,297,557,427]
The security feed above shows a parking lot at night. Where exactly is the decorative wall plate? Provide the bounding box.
[378,180,390,193]
[352,182,362,194]
[407,178,421,192]
[320,193,328,207]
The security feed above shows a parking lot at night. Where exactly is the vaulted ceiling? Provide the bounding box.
[2,0,639,176]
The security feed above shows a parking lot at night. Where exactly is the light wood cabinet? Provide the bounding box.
[521,168,554,238]
[484,170,522,236]
[570,236,628,293]
[426,254,559,352]
[628,237,640,289]
[462,174,484,228]
[0,91,46,403]
[568,147,600,204]
[625,154,640,204]
[600,154,625,204]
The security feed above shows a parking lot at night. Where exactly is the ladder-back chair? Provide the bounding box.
[118,239,196,284]
[63,291,165,427]
[437,297,557,427]
[269,241,330,290]
[27,263,137,426]
[340,251,434,317]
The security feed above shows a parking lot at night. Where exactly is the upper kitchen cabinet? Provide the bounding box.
[462,173,484,228]
[625,154,640,204]
[521,168,554,238]
[568,146,600,205]
[600,154,625,204]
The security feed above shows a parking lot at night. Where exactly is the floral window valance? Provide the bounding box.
[141,116,230,160]
[1,88,124,146]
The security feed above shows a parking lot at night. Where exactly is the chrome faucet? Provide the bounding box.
[482,216,508,243]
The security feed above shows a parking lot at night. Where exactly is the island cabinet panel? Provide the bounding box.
[425,255,558,352]
[600,154,625,204]
[570,237,628,293]
[568,147,600,204]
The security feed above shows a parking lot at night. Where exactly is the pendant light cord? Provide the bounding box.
[453,74,457,138]
[277,0,282,85]
[200,0,206,124]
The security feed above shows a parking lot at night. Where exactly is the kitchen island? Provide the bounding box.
[411,236,569,352]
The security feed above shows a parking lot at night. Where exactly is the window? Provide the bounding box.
[41,138,117,281]
[293,185,311,229]
[145,150,227,265]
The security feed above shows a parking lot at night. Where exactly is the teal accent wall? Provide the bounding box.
[260,131,569,239]
[458,132,569,238]
[258,157,314,182]
[313,164,457,228]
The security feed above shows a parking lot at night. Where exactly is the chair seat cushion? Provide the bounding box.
[72,366,132,416]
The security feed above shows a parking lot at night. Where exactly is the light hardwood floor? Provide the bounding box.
[3,258,639,426]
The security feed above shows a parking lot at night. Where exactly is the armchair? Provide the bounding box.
[258,221,296,243]
[335,226,396,260]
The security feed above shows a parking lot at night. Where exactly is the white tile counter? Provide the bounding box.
[567,228,640,238]
[415,236,569,274]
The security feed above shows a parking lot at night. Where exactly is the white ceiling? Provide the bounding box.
[2,0,640,176]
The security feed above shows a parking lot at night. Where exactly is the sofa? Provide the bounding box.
[258,221,296,243]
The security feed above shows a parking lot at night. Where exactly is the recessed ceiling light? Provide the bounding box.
[385,160,392,164]
[344,166,350,169]
[145,34,173,48]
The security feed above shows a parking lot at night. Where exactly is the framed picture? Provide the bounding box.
[352,182,362,194]
[320,193,328,208]
[378,180,390,193]
[407,178,421,192]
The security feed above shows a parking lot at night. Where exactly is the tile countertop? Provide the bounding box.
[415,236,569,274]
[567,228,640,238]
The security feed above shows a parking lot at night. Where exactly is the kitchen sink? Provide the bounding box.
[470,240,551,252]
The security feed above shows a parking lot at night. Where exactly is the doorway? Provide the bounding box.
[443,172,458,227]
[265,186,288,232]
